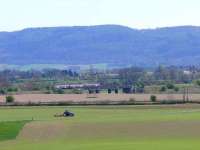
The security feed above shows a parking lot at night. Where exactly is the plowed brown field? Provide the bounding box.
[0,93,200,103]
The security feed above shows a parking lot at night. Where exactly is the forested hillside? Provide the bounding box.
[1,25,200,67]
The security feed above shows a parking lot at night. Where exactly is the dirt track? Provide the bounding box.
[0,93,200,103]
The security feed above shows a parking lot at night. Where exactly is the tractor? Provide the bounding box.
[54,110,75,117]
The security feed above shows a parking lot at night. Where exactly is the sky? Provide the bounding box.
[0,0,200,31]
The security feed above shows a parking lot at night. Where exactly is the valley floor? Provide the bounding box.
[1,105,200,149]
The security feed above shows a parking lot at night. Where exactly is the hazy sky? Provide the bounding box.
[0,0,199,31]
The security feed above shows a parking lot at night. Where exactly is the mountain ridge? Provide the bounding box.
[1,25,200,67]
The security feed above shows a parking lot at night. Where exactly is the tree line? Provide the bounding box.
[0,65,200,94]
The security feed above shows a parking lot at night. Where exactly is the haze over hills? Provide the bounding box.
[1,25,200,68]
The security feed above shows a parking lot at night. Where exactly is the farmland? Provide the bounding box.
[1,105,200,150]
[0,121,28,141]
[1,93,200,104]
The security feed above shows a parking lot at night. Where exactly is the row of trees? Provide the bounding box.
[0,69,80,94]
[80,65,200,90]
[1,66,200,94]
[111,66,200,86]
[0,69,78,81]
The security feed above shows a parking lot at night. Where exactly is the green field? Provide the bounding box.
[0,121,28,141]
[1,105,200,150]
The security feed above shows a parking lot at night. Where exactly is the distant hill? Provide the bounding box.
[1,25,200,68]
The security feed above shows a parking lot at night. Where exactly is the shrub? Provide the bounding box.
[6,95,15,103]
[166,83,175,89]
[174,87,179,92]
[32,87,40,91]
[45,86,51,91]
[88,90,94,94]
[196,80,200,86]
[115,89,119,94]
[108,89,112,94]
[52,88,65,94]
[57,89,65,94]
[0,89,6,95]
[160,86,167,92]
[150,95,157,102]
[7,87,18,92]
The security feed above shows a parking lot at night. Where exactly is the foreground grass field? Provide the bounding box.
[1,105,200,150]
[0,121,28,141]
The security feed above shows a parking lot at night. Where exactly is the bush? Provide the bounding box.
[0,89,6,95]
[6,95,15,103]
[115,89,119,94]
[108,89,112,94]
[174,87,179,92]
[7,87,18,92]
[160,86,167,92]
[56,89,65,94]
[150,95,157,102]
[32,87,40,91]
[45,86,51,91]
[166,83,175,89]
[196,80,200,86]
[52,88,65,94]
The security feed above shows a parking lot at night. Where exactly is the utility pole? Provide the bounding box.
[186,87,189,102]
[183,87,186,102]
[183,87,189,103]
